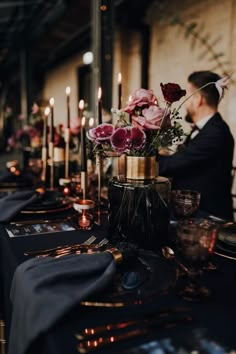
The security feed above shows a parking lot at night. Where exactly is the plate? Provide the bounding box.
[215,236,236,261]
[218,226,236,246]
[214,250,236,261]
[216,241,236,254]
[83,250,176,306]
[21,190,72,214]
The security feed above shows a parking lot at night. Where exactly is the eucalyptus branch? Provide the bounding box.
[171,16,235,85]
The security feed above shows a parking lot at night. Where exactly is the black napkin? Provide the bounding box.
[0,170,33,185]
[9,252,116,354]
[0,190,39,222]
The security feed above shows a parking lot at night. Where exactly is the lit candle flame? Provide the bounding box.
[44,106,50,116]
[49,97,54,106]
[79,99,85,110]
[89,117,94,127]
[65,86,71,95]
[128,95,132,102]
[82,116,86,126]
[118,72,122,84]
[98,87,102,100]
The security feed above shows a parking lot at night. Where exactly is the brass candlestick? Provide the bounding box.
[49,142,54,190]
[41,146,47,183]
[65,127,70,178]
[80,171,87,200]
[96,152,102,225]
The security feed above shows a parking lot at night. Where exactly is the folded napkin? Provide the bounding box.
[0,190,39,222]
[9,252,116,354]
[0,170,33,184]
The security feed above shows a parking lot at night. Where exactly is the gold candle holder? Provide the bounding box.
[73,199,95,230]
[6,160,20,176]
[41,146,47,183]
[59,177,71,196]
[80,171,87,200]
[49,141,54,190]
[64,127,70,178]
[96,152,103,225]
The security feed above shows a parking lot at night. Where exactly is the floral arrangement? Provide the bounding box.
[87,83,186,157]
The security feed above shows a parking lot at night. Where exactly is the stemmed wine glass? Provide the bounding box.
[176,218,217,301]
[169,189,201,220]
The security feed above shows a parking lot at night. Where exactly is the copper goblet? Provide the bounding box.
[176,218,217,301]
[169,189,201,220]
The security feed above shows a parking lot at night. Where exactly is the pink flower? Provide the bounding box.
[124,88,157,113]
[132,106,165,130]
[87,123,114,143]
[111,127,146,152]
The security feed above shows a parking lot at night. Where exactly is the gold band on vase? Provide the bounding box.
[125,155,158,180]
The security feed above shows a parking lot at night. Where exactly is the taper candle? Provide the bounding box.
[43,106,50,147]
[42,106,50,183]
[78,99,85,120]
[49,97,54,143]
[128,94,132,123]
[65,86,71,128]
[80,116,87,172]
[118,72,122,109]
[89,117,94,127]
[97,87,102,125]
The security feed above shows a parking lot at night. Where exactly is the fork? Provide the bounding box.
[24,235,97,257]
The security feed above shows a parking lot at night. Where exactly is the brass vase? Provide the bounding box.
[125,155,158,180]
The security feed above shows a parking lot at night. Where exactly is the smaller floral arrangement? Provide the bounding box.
[87,83,186,157]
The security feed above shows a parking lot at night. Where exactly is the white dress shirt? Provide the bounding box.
[190,114,213,139]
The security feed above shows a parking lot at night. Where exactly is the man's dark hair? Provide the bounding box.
[188,71,221,108]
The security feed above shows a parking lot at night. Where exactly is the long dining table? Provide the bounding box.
[0,189,236,354]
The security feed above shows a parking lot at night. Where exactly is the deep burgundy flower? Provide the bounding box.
[110,127,127,152]
[129,127,146,150]
[87,123,114,143]
[160,83,186,103]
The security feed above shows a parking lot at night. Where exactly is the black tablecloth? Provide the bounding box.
[0,219,236,354]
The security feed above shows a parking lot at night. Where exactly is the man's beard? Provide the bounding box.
[185,113,193,123]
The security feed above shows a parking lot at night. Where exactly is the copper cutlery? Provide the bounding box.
[76,309,192,353]
[24,236,109,258]
[24,235,98,257]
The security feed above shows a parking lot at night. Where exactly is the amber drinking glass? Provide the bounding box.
[176,218,217,301]
[169,189,201,220]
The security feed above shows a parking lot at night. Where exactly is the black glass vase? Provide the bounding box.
[108,176,170,252]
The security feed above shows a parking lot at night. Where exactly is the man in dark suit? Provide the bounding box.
[159,71,234,220]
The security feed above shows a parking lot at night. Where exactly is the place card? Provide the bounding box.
[5,222,77,238]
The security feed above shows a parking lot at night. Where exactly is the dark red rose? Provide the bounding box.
[160,83,186,103]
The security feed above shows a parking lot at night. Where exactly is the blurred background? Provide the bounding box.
[0,0,236,162]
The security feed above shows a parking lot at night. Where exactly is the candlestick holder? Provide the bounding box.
[41,146,48,183]
[59,178,72,197]
[96,152,103,226]
[73,199,95,230]
[80,171,87,200]
[65,127,70,178]
[6,160,20,176]
[71,173,81,198]
[49,142,54,190]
